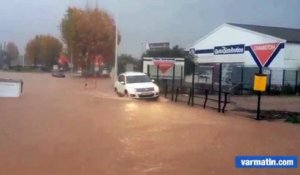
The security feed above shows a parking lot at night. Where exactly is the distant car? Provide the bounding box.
[77,69,82,76]
[52,70,65,78]
[101,68,110,78]
[114,72,159,99]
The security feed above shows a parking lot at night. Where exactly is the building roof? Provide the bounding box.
[228,23,300,43]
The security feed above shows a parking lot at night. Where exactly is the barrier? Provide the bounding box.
[0,79,23,98]
[189,88,230,113]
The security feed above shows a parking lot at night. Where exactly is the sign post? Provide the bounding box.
[254,71,267,119]
[249,42,281,120]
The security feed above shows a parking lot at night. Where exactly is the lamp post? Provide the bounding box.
[114,21,118,80]
[112,0,119,81]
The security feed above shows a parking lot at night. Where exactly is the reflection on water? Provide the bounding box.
[124,101,165,113]
[124,102,138,112]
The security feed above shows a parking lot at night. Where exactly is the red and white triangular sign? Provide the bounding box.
[251,43,279,67]
[153,60,175,73]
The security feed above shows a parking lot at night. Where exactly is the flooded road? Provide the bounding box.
[0,72,299,175]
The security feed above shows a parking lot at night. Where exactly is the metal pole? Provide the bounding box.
[295,70,298,94]
[147,64,150,77]
[211,67,214,90]
[223,93,228,113]
[268,69,272,94]
[240,66,244,95]
[204,89,208,108]
[156,64,159,85]
[256,67,262,120]
[180,66,183,87]
[282,69,286,88]
[22,55,25,67]
[165,84,168,98]
[114,13,118,81]
[171,65,175,101]
[218,63,222,112]
[175,87,179,102]
[191,63,195,106]
[188,88,192,105]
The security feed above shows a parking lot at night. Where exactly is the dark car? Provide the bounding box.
[52,70,65,78]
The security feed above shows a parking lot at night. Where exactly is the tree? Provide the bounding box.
[6,42,19,61]
[142,45,187,58]
[118,54,140,74]
[61,7,121,70]
[25,35,63,68]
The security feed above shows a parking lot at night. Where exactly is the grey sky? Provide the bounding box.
[1,0,300,57]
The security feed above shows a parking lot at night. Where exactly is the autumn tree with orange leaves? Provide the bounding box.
[25,35,63,68]
[61,7,121,70]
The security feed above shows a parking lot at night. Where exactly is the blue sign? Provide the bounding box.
[214,44,245,55]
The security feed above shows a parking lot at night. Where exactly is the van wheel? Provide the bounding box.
[124,90,128,97]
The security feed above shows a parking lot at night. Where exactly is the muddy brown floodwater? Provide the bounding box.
[0,72,299,175]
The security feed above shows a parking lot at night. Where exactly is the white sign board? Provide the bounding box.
[143,57,185,79]
[147,42,170,51]
[0,80,22,97]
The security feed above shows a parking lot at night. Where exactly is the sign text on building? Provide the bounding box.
[147,42,170,51]
[214,44,245,55]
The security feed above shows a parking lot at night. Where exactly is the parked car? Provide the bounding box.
[52,70,65,78]
[101,67,110,78]
[114,72,159,99]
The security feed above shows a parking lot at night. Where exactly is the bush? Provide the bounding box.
[281,84,295,95]
[285,115,300,123]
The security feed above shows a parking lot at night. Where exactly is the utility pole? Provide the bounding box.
[22,55,25,67]
[95,0,98,8]
[114,22,118,80]
[113,2,119,81]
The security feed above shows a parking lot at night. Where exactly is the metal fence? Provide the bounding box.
[229,67,299,95]
[147,62,300,116]
[188,63,300,95]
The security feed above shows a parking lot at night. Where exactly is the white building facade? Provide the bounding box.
[188,23,300,91]
[189,23,300,69]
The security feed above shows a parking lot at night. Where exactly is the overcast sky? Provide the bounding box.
[0,0,300,57]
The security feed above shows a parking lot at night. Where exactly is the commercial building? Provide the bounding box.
[188,23,300,92]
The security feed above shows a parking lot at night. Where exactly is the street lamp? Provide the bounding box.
[112,0,119,81]
[114,21,118,80]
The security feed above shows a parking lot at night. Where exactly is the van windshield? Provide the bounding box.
[126,75,151,84]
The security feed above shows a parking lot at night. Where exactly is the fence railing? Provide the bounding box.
[147,63,299,113]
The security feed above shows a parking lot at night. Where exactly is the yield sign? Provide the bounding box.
[250,43,280,67]
[153,60,175,73]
